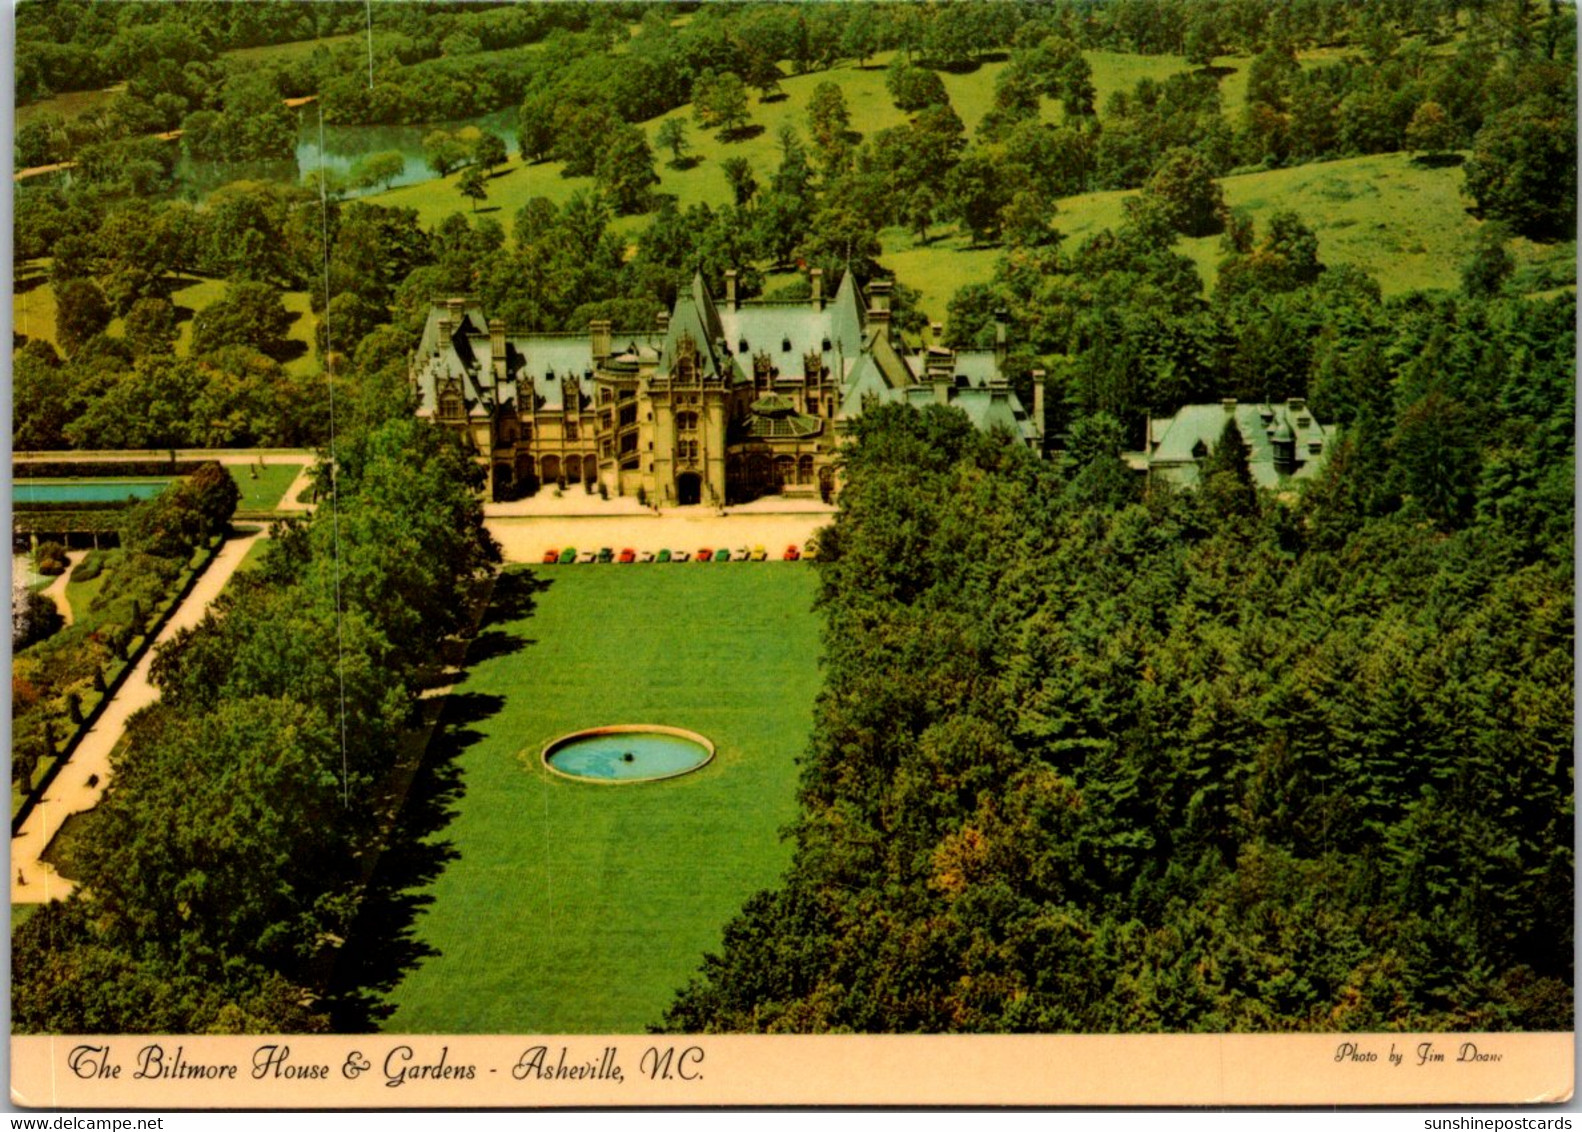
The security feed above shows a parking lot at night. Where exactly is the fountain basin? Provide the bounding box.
[541,725,714,783]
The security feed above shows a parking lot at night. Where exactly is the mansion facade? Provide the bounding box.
[411,268,1043,506]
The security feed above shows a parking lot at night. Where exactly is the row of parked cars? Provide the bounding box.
[542,542,818,565]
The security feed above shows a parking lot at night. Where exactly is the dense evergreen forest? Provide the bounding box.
[665,284,1573,1032]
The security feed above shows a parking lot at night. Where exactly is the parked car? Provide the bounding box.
[802,539,820,560]
[657,549,673,563]
[542,548,560,564]
[559,548,577,564]
[732,546,750,561]
[714,548,732,562]
[597,547,614,563]
[576,550,596,564]
[618,548,636,564]
[671,550,690,562]
[783,544,800,561]
[637,550,655,563]
[696,548,713,562]
[750,545,768,561]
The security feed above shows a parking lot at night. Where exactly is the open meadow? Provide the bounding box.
[373,563,821,1033]
[883,151,1576,317]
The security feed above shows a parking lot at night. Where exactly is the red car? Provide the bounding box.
[542,548,560,564]
[617,548,636,564]
[696,547,713,562]
[782,544,800,561]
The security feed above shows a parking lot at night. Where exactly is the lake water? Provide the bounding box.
[176,109,519,200]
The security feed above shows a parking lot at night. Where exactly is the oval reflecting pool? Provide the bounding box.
[542,726,714,783]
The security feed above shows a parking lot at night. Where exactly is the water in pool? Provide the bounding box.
[546,731,710,781]
[14,480,171,505]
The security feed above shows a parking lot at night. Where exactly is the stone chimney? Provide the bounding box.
[437,316,452,344]
[994,309,1007,370]
[810,267,824,311]
[867,280,892,344]
[447,297,464,326]
[933,376,952,405]
[725,269,739,312]
[657,310,670,336]
[590,319,611,364]
[489,318,506,383]
[1222,397,1238,413]
[1032,368,1046,447]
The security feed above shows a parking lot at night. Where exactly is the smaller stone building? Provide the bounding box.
[1136,399,1330,488]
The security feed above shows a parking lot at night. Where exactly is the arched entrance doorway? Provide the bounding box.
[676,472,702,506]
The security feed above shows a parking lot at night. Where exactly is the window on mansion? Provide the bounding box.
[440,392,463,418]
[566,419,580,441]
[676,411,699,432]
[677,439,700,461]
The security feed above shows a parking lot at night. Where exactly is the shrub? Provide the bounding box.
[12,590,64,651]
[34,541,70,576]
[71,550,113,584]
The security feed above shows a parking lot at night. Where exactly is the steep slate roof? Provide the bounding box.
[661,273,742,383]
[413,299,657,418]
[892,349,1039,446]
[1148,402,1329,489]
[413,275,1042,451]
[713,270,868,382]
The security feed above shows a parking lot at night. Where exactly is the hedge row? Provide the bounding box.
[13,460,206,479]
[14,499,147,514]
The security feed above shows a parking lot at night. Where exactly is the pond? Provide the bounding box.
[176,108,519,200]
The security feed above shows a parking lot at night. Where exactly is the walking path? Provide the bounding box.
[10,527,268,904]
[40,551,87,626]
[274,462,318,513]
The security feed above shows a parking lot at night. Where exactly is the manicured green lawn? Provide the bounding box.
[226,462,305,511]
[380,563,821,1033]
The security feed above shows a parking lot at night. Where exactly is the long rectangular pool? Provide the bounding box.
[13,479,172,505]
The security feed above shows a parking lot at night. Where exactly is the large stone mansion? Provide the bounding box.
[411,268,1044,505]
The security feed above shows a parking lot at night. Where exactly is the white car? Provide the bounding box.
[576,550,597,564]
[637,550,656,563]
[672,550,691,562]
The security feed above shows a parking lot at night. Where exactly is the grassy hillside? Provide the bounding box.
[369,48,1194,236]
[23,40,1570,351]
[15,265,320,378]
[885,152,1575,317]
